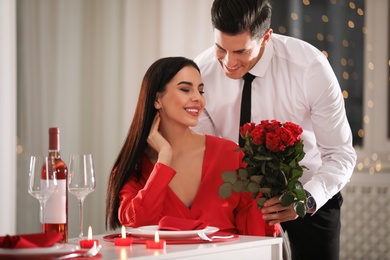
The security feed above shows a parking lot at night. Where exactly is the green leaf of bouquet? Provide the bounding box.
[289,159,297,167]
[233,179,244,192]
[248,182,260,192]
[221,171,238,184]
[292,168,303,178]
[288,173,301,186]
[268,161,278,170]
[295,142,304,152]
[280,162,289,172]
[293,189,306,201]
[294,201,306,218]
[259,187,272,194]
[280,192,295,206]
[241,183,250,192]
[244,136,254,154]
[250,175,264,183]
[296,153,305,162]
[218,183,233,198]
[253,154,273,161]
[261,162,266,175]
[256,197,267,208]
[238,168,248,180]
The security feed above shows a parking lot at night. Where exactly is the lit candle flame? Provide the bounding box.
[88,226,93,240]
[121,225,126,239]
[154,231,159,242]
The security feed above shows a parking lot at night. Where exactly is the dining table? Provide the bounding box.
[88,233,283,260]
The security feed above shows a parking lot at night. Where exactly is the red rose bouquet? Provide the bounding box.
[218,120,308,217]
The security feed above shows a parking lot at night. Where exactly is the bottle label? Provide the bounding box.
[43,179,66,223]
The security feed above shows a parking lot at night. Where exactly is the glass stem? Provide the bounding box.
[78,197,85,239]
[39,200,45,233]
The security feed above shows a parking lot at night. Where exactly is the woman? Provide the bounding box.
[105,57,278,236]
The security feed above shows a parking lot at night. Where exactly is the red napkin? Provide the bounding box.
[158,216,210,231]
[0,233,63,249]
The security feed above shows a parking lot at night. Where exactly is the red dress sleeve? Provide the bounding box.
[118,159,176,227]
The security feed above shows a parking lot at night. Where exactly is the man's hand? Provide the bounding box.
[261,196,299,225]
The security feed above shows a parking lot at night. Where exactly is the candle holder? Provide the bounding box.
[146,231,166,249]
[80,226,99,248]
[114,226,133,246]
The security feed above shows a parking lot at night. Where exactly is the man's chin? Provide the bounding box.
[225,71,243,80]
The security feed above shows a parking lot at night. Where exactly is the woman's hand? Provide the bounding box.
[261,196,299,225]
[147,113,172,165]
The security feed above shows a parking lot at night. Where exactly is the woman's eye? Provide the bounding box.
[199,90,205,95]
[180,88,190,92]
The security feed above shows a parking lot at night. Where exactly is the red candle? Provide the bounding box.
[146,231,166,249]
[80,226,99,248]
[114,225,133,246]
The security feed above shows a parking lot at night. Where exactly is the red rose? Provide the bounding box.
[265,132,284,152]
[262,120,282,133]
[283,122,303,143]
[277,127,296,147]
[240,122,256,138]
[250,124,265,145]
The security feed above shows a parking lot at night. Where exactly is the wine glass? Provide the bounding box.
[28,155,58,232]
[68,154,96,241]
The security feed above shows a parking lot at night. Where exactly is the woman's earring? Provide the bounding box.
[154,102,160,109]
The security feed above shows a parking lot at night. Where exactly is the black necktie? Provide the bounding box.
[239,73,255,147]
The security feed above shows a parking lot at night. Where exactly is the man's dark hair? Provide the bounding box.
[211,0,272,40]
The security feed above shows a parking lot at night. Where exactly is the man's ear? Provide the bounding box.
[261,29,273,47]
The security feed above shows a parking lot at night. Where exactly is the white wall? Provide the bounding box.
[0,0,16,235]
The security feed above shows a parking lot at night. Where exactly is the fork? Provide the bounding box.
[197,232,234,241]
[54,243,102,260]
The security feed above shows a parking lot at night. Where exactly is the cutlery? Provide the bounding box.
[54,243,102,259]
[197,233,234,241]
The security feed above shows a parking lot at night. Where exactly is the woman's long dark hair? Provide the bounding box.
[105,57,200,230]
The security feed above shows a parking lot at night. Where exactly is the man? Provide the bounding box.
[193,0,357,259]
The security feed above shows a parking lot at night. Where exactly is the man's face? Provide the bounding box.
[214,29,270,79]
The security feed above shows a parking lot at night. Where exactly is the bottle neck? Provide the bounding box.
[48,127,61,158]
[48,150,61,158]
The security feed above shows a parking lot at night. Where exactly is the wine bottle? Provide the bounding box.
[42,127,68,243]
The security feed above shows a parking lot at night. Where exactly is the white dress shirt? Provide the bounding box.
[193,33,357,211]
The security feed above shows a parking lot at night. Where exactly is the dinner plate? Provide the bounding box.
[0,243,79,256]
[127,225,219,239]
